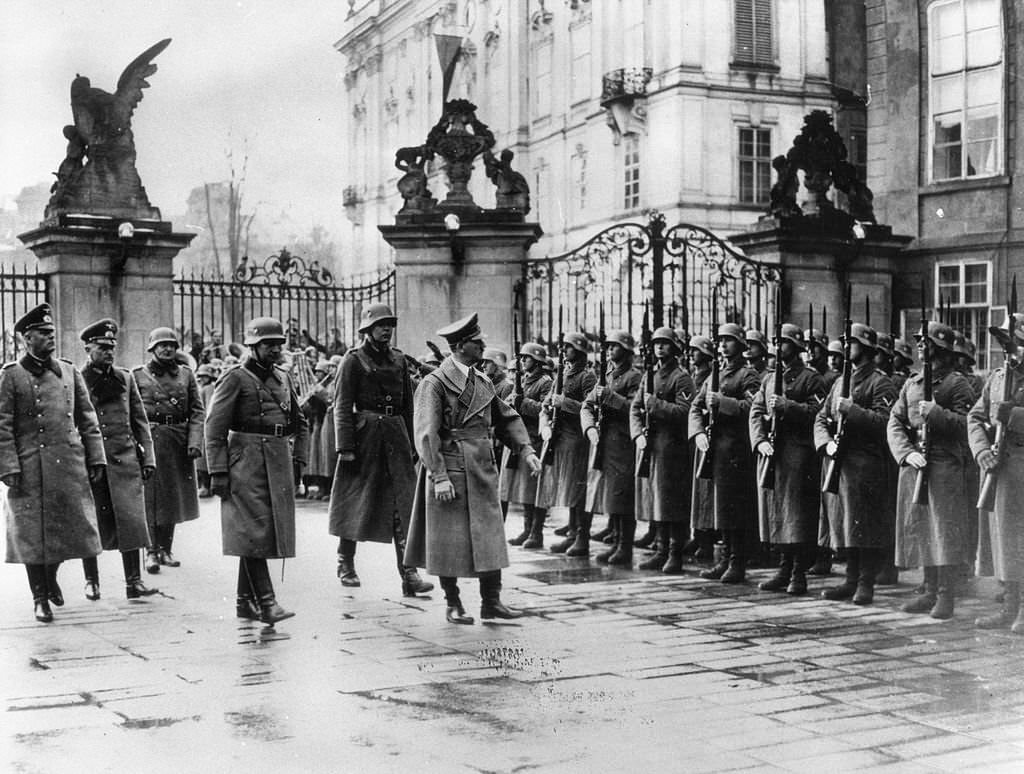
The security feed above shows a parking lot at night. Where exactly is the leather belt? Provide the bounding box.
[233,423,294,437]
[358,406,399,417]
[150,415,185,426]
[441,429,489,442]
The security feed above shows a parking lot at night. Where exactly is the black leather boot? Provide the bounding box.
[720,532,747,584]
[930,565,954,620]
[522,508,547,549]
[758,551,793,592]
[337,538,360,587]
[638,524,669,570]
[83,556,101,601]
[394,526,434,596]
[807,546,833,576]
[508,507,533,546]
[246,558,294,625]
[591,515,614,543]
[45,563,64,606]
[441,577,474,624]
[607,516,636,566]
[977,581,1020,629]
[902,566,937,613]
[660,524,687,574]
[479,571,524,619]
[156,524,180,567]
[26,564,52,623]
[235,559,260,620]
[550,509,578,553]
[145,548,161,574]
[595,515,620,564]
[853,549,879,605]
[694,530,717,561]
[123,550,158,599]
[823,549,860,600]
[566,511,593,557]
[786,547,810,595]
[700,536,730,580]
[634,521,657,549]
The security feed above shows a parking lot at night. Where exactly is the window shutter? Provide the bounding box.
[754,0,772,64]
[735,0,754,62]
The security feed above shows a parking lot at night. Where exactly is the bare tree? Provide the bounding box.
[203,146,257,275]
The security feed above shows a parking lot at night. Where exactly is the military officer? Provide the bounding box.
[749,324,827,595]
[404,313,540,624]
[687,335,717,561]
[134,327,205,572]
[581,331,642,566]
[501,342,552,548]
[205,317,309,625]
[0,303,106,622]
[78,319,159,601]
[813,323,898,605]
[327,304,432,597]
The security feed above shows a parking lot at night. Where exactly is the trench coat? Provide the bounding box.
[581,361,641,516]
[536,362,597,510]
[403,357,532,577]
[195,380,216,476]
[304,386,330,479]
[205,358,308,558]
[630,359,694,523]
[328,343,415,543]
[134,361,204,527]
[813,364,897,549]
[689,365,715,532]
[498,369,551,505]
[887,368,973,567]
[688,358,761,533]
[967,366,1024,581]
[1,357,105,564]
[82,364,156,551]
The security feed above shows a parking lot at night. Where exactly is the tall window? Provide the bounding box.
[571,147,588,214]
[929,0,1003,181]
[937,260,993,369]
[623,135,640,210]
[570,23,592,104]
[738,127,771,204]
[532,40,552,117]
[734,0,773,67]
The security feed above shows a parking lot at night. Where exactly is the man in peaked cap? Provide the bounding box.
[77,318,159,601]
[327,303,433,598]
[403,313,541,624]
[1,303,106,623]
[134,327,205,573]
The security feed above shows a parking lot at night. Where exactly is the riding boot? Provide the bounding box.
[700,535,731,579]
[901,567,938,614]
[758,551,793,592]
[807,546,833,576]
[823,548,860,600]
[930,565,955,620]
[522,508,547,549]
[876,546,899,586]
[634,521,657,550]
[721,531,747,584]
[395,530,434,596]
[123,550,158,599]
[786,547,810,595]
[479,571,524,619]
[550,509,578,553]
[595,515,620,563]
[977,581,1020,629]
[853,548,879,605]
[235,558,260,620]
[607,516,636,566]
[638,524,669,570]
[156,524,180,566]
[694,529,717,561]
[145,547,161,574]
[83,556,101,601]
[245,557,294,625]
[44,563,64,606]
[26,564,52,623]
[553,514,571,537]
[508,506,533,546]
[591,514,614,543]
[566,511,593,557]
[441,576,474,624]
[337,538,360,587]
[660,523,687,574]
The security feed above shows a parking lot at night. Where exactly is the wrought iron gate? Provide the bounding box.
[1,263,48,362]
[520,212,780,344]
[174,248,396,355]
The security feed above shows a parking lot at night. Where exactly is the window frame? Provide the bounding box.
[737,126,773,205]
[935,259,991,308]
[622,134,641,211]
[733,0,776,70]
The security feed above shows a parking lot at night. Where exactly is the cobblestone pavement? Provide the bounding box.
[3,499,1024,773]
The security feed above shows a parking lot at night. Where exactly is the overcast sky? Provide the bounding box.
[0,1,350,234]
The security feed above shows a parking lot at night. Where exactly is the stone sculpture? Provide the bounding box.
[483,149,531,214]
[394,145,437,214]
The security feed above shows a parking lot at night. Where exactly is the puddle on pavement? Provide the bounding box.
[224,709,292,741]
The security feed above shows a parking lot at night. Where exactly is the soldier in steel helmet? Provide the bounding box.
[891,338,915,393]
[744,329,770,376]
[134,327,205,573]
[327,303,433,598]
[205,316,309,625]
[686,335,718,561]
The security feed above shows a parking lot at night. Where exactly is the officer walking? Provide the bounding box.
[0,303,106,622]
[134,328,204,572]
[327,304,432,597]
[205,317,309,625]
[78,319,159,601]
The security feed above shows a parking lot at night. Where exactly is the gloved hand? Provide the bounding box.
[904,451,927,469]
[918,400,937,420]
[695,433,710,453]
[88,465,105,484]
[825,440,839,457]
[187,446,202,459]
[337,451,356,464]
[141,465,155,481]
[757,441,774,457]
[540,425,553,441]
[211,473,230,498]
[524,453,542,475]
[977,449,997,471]
[586,427,600,445]
[634,435,648,451]
[433,479,456,502]
[768,395,788,415]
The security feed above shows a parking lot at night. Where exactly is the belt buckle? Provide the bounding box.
[384,406,395,417]
[164,416,175,425]
[273,423,284,437]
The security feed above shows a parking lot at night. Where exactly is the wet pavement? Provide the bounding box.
[3,498,1024,773]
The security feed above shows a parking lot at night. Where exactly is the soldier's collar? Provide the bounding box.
[148,357,179,377]
[20,354,62,378]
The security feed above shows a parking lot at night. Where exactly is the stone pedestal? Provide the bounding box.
[19,215,194,363]
[730,216,913,333]
[379,213,542,356]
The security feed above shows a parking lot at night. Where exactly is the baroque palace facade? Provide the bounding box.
[335,0,866,276]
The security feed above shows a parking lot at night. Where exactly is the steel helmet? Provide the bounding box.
[689,335,715,358]
[745,329,767,347]
[518,342,548,362]
[358,303,398,333]
[804,328,828,348]
[916,321,957,352]
[827,340,845,356]
[717,323,746,344]
[243,317,286,346]
[778,323,807,351]
[651,326,681,352]
[990,312,1024,347]
[893,338,915,362]
[843,322,877,349]
[875,332,894,357]
[147,327,179,351]
[562,332,590,354]
[604,330,635,352]
[951,331,973,362]
[481,347,508,366]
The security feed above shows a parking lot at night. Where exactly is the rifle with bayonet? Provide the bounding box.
[758,290,783,490]
[589,301,607,472]
[540,305,564,466]
[636,302,654,478]
[911,285,931,505]
[822,283,853,494]
[978,278,1018,511]
[507,300,523,469]
[695,287,719,479]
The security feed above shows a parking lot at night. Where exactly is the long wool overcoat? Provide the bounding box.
[689,365,715,531]
[813,364,898,549]
[195,380,216,476]
[328,343,416,543]
[581,361,641,516]
[749,360,826,545]
[536,362,597,510]
[205,358,308,558]
[688,358,761,533]
[134,361,204,527]
[888,368,974,567]
[630,359,694,523]
[82,364,156,551]
[967,366,1024,581]
[1,357,105,564]
[404,357,532,578]
[499,368,551,505]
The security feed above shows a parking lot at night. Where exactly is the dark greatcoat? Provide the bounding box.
[887,368,973,567]
[195,380,216,476]
[581,361,641,516]
[205,358,308,558]
[688,357,761,532]
[813,364,897,549]
[82,364,156,551]
[536,362,597,510]
[490,371,513,463]
[134,360,204,527]
[749,360,826,546]
[328,342,416,543]
[498,368,551,505]
[630,358,694,523]
[967,366,1024,581]
[689,365,715,532]
[404,357,532,577]
[2,357,105,564]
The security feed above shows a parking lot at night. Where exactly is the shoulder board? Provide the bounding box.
[1,361,16,370]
